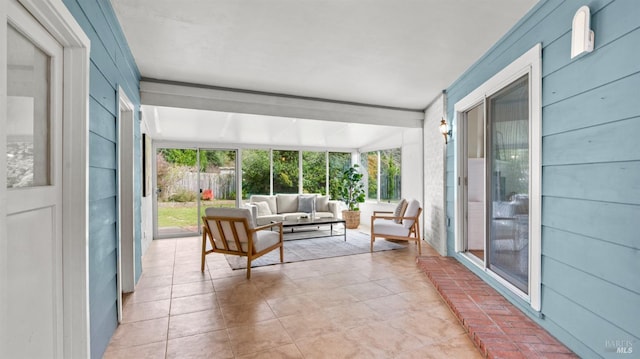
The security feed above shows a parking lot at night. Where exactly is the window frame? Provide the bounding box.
[453,44,542,311]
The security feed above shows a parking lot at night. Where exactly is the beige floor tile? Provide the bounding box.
[278,309,340,341]
[107,317,168,349]
[103,341,166,359]
[220,300,276,328]
[170,293,218,316]
[295,331,378,359]
[235,344,303,359]
[344,322,424,357]
[124,285,172,304]
[168,308,226,339]
[172,270,211,285]
[302,287,360,309]
[342,281,394,301]
[122,299,171,323]
[166,330,234,359]
[110,235,482,358]
[216,283,264,306]
[137,274,174,289]
[266,294,321,317]
[172,280,214,298]
[227,319,293,356]
[323,302,383,329]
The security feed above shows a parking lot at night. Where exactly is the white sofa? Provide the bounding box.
[246,194,341,226]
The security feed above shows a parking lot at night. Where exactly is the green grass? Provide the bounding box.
[157,200,235,228]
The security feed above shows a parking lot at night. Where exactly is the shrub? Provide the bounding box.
[169,189,196,202]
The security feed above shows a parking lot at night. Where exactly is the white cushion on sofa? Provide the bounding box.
[277,194,299,214]
[251,195,277,214]
[372,219,410,237]
[254,201,272,216]
[316,196,329,212]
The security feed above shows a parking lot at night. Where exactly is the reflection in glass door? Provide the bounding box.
[155,147,237,238]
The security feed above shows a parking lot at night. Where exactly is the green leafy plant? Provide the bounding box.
[338,164,365,211]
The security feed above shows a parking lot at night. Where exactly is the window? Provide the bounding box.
[380,148,401,201]
[328,152,351,200]
[302,151,326,194]
[241,149,270,198]
[361,149,401,202]
[454,44,541,310]
[273,150,299,194]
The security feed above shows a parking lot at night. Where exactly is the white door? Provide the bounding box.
[4,1,64,357]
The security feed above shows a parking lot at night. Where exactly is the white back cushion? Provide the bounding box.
[403,200,421,229]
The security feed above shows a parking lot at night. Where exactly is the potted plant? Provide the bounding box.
[338,164,366,229]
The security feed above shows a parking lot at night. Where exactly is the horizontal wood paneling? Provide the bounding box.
[88,197,117,232]
[89,62,116,115]
[542,196,638,249]
[543,161,640,205]
[542,226,640,294]
[542,26,640,106]
[541,287,626,358]
[542,116,640,166]
[89,133,116,170]
[89,98,116,142]
[89,168,116,202]
[542,72,640,136]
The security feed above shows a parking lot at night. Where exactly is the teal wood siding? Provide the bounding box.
[63,0,141,358]
[445,0,640,357]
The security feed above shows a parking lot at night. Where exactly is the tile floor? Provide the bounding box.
[104,234,482,358]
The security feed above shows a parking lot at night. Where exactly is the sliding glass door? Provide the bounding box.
[461,74,530,294]
[155,147,237,238]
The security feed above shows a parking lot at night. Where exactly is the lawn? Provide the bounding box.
[158,200,236,228]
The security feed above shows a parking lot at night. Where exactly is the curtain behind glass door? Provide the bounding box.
[487,75,530,293]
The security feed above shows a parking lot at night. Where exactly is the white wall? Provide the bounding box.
[359,127,423,231]
[423,94,447,255]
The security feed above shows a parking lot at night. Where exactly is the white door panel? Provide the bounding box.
[4,0,64,357]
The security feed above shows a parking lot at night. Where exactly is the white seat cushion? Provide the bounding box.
[255,214,285,226]
[373,219,410,237]
[247,230,281,252]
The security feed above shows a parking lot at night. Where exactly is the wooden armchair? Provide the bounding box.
[370,199,423,255]
[201,207,283,279]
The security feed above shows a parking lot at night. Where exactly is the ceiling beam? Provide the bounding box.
[140,80,424,128]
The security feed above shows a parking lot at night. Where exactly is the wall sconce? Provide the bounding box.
[571,5,595,59]
[439,119,452,144]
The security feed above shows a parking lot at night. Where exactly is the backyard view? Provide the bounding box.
[156,147,396,236]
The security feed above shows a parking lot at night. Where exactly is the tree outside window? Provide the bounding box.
[328,152,351,200]
[273,150,299,193]
[241,149,270,198]
[302,151,326,194]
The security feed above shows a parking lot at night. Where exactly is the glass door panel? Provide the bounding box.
[487,75,529,293]
[302,151,326,194]
[198,149,237,223]
[464,104,486,262]
[155,148,199,237]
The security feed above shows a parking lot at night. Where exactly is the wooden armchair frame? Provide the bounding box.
[201,215,283,279]
[370,207,423,255]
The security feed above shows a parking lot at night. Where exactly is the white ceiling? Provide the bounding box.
[113,0,538,147]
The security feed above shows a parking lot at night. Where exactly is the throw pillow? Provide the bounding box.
[255,201,272,216]
[315,195,329,212]
[393,199,408,224]
[298,195,316,213]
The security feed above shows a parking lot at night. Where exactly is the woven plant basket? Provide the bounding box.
[342,210,361,229]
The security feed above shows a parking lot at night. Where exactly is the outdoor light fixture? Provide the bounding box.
[439,119,452,144]
[571,5,594,59]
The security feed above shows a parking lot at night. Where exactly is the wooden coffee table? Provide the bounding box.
[277,217,347,241]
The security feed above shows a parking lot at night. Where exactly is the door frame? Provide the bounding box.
[0,0,91,357]
[117,86,135,322]
[453,44,542,311]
